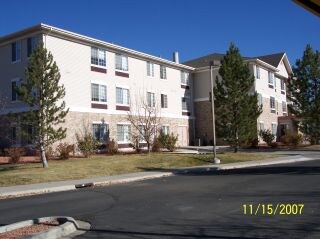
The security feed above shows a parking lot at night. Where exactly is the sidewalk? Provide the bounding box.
[0,154,318,198]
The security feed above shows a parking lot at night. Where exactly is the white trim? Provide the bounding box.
[117,122,131,125]
[92,120,109,124]
[90,80,107,85]
[194,97,209,102]
[91,101,107,105]
[178,124,188,127]
[90,64,107,69]
[116,84,130,89]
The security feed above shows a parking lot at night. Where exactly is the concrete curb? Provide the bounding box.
[0,216,79,239]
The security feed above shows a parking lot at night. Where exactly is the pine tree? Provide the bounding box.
[213,43,262,152]
[17,43,69,168]
[287,44,320,144]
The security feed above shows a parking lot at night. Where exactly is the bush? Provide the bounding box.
[56,143,74,159]
[4,147,26,164]
[152,139,162,152]
[281,131,303,146]
[45,146,55,160]
[129,135,141,153]
[259,129,275,146]
[158,132,179,152]
[106,139,118,155]
[76,132,98,158]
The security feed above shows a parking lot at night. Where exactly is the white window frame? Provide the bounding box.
[115,54,129,71]
[282,101,287,113]
[91,47,106,67]
[256,65,260,79]
[181,71,189,85]
[92,123,109,142]
[116,87,130,106]
[270,96,275,112]
[268,72,274,86]
[280,79,285,93]
[91,83,107,103]
[271,123,277,136]
[11,41,21,63]
[257,93,263,107]
[160,65,167,79]
[147,92,156,107]
[146,61,154,77]
[161,125,170,135]
[117,124,131,143]
[259,121,264,131]
[161,94,168,108]
[182,96,190,112]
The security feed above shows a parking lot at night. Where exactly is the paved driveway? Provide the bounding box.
[0,159,319,239]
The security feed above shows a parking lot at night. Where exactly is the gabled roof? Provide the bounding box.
[253,52,285,68]
[183,53,227,68]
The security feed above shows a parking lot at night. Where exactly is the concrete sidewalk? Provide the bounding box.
[0,154,318,198]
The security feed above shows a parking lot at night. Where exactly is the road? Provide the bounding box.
[0,159,319,239]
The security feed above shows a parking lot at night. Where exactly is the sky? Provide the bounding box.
[0,0,318,65]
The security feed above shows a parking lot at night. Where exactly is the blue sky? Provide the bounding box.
[0,0,318,65]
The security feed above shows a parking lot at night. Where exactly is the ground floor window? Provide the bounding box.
[117,124,131,142]
[92,123,109,142]
[161,126,169,135]
[271,123,277,136]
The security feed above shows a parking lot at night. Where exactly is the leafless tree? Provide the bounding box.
[127,91,162,153]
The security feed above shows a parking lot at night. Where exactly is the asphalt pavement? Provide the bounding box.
[0,159,319,239]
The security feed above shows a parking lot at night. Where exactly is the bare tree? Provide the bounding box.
[127,91,162,153]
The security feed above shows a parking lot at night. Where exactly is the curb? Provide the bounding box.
[0,216,79,239]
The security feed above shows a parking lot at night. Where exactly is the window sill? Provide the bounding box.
[281,91,285,95]
[11,60,21,64]
[91,103,108,109]
[182,111,191,116]
[268,84,274,89]
[270,109,276,113]
[181,84,190,89]
[115,71,129,78]
[116,105,130,111]
[91,66,107,73]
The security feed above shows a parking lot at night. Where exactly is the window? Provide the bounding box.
[161,126,169,135]
[11,126,17,144]
[115,54,128,71]
[259,122,264,131]
[257,93,263,107]
[11,41,21,62]
[281,79,285,93]
[27,37,37,57]
[181,71,189,85]
[91,84,107,102]
[146,61,154,77]
[268,72,274,86]
[11,79,21,101]
[116,87,130,105]
[270,97,275,112]
[91,47,106,67]
[271,123,277,136]
[182,97,190,111]
[93,123,109,142]
[22,124,34,145]
[138,125,145,142]
[282,101,287,113]
[160,65,167,79]
[256,66,260,79]
[117,124,131,142]
[161,94,168,108]
[147,92,155,107]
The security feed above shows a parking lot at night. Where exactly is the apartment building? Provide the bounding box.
[184,52,293,144]
[0,24,195,148]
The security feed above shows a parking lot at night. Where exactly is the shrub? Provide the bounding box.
[4,147,26,164]
[152,139,162,152]
[45,146,55,160]
[129,135,141,153]
[259,129,275,146]
[106,139,118,155]
[56,143,74,159]
[281,131,303,146]
[158,132,179,152]
[76,132,98,158]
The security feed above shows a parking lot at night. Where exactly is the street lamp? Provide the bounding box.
[210,61,220,164]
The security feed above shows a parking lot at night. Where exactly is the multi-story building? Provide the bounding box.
[184,52,293,145]
[0,24,195,148]
[0,24,294,148]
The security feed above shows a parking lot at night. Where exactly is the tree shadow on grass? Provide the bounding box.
[0,166,19,172]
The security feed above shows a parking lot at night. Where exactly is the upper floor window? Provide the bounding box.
[91,83,107,102]
[257,93,263,107]
[93,123,109,142]
[11,41,21,62]
[146,61,154,77]
[268,72,274,87]
[181,71,189,85]
[91,47,106,67]
[280,79,285,93]
[147,92,156,107]
[27,37,37,57]
[116,87,130,105]
[161,94,168,108]
[256,66,260,79]
[11,79,21,101]
[160,65,167,79]
[282,101,287,113]
[115,54,128,71]
[182,97,190,111]
[270,96,275,113]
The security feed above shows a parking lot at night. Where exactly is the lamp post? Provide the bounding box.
[210,61,220,164]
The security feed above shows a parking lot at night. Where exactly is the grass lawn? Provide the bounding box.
[0,152,282,187]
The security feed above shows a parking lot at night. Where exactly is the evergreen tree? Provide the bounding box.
[213,43,262,152]
[287,45,320,144]
[17,43,69,167]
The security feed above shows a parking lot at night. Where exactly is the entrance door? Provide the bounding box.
[178,126,188,146]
